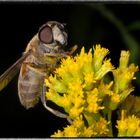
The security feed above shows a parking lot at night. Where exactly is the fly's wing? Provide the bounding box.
[0,50,32,91]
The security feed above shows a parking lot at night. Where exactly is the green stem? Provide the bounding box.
[108,110,113,137]
[90,4,140,63]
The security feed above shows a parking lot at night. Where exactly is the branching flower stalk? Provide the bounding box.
[45,44,139,137]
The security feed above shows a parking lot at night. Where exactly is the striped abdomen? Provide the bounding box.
[18,63,46,109]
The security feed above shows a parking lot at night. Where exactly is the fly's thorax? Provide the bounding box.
[31,42,63,66]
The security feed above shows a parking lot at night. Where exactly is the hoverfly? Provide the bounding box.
[0,21,77,123]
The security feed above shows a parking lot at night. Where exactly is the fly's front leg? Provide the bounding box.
[44,45,78,59]
[41,84,72,124]
[44,52,68,58]
[67,45,78,55]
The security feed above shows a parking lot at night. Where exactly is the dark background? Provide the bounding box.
[0,2,140,138]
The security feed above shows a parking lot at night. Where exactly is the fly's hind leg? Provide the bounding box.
[41,85,72,124]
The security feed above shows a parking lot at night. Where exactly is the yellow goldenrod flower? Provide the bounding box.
[84,72,96,90]
[60,94,71,110]
[128,64,139,77]
[45,75,67,93]
[51,116,83,137]
[82,126,95,137]
[86,88,104,113]
[63,125,80,137]
[75,47,92,69]
[45,45,138,137]
[95,59,114,80]
[84,72,95,84]
[95,118,109,136]
[51,130,64,137]
[119,50,130,70]
[52,115,108,137]
[52,125,80,137]
[72,115,84,129]
[113,51,138,94]
[69,106,84,119]
[93,44,109,72]
[116,110,140,136]
[109,93,121,110]
[111,93,120,104]
[98,81,114,97]
[68,79,84,97]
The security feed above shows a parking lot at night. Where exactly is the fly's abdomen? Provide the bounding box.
[18,64,46,109]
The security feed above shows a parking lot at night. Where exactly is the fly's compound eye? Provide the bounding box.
[38,25,53,44]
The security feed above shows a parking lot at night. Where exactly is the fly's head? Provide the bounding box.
[38,21,68,53]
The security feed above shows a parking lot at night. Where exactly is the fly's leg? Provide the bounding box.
[41,85,72,124]
[67,45,78,55]
[40,45,77,124]
[44,45,78,58]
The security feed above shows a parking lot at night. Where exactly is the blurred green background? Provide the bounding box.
[0,2,140,138]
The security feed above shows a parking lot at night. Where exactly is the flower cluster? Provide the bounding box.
[116,110,140,136]
[45,44,139,137]
[51,115,109,137]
